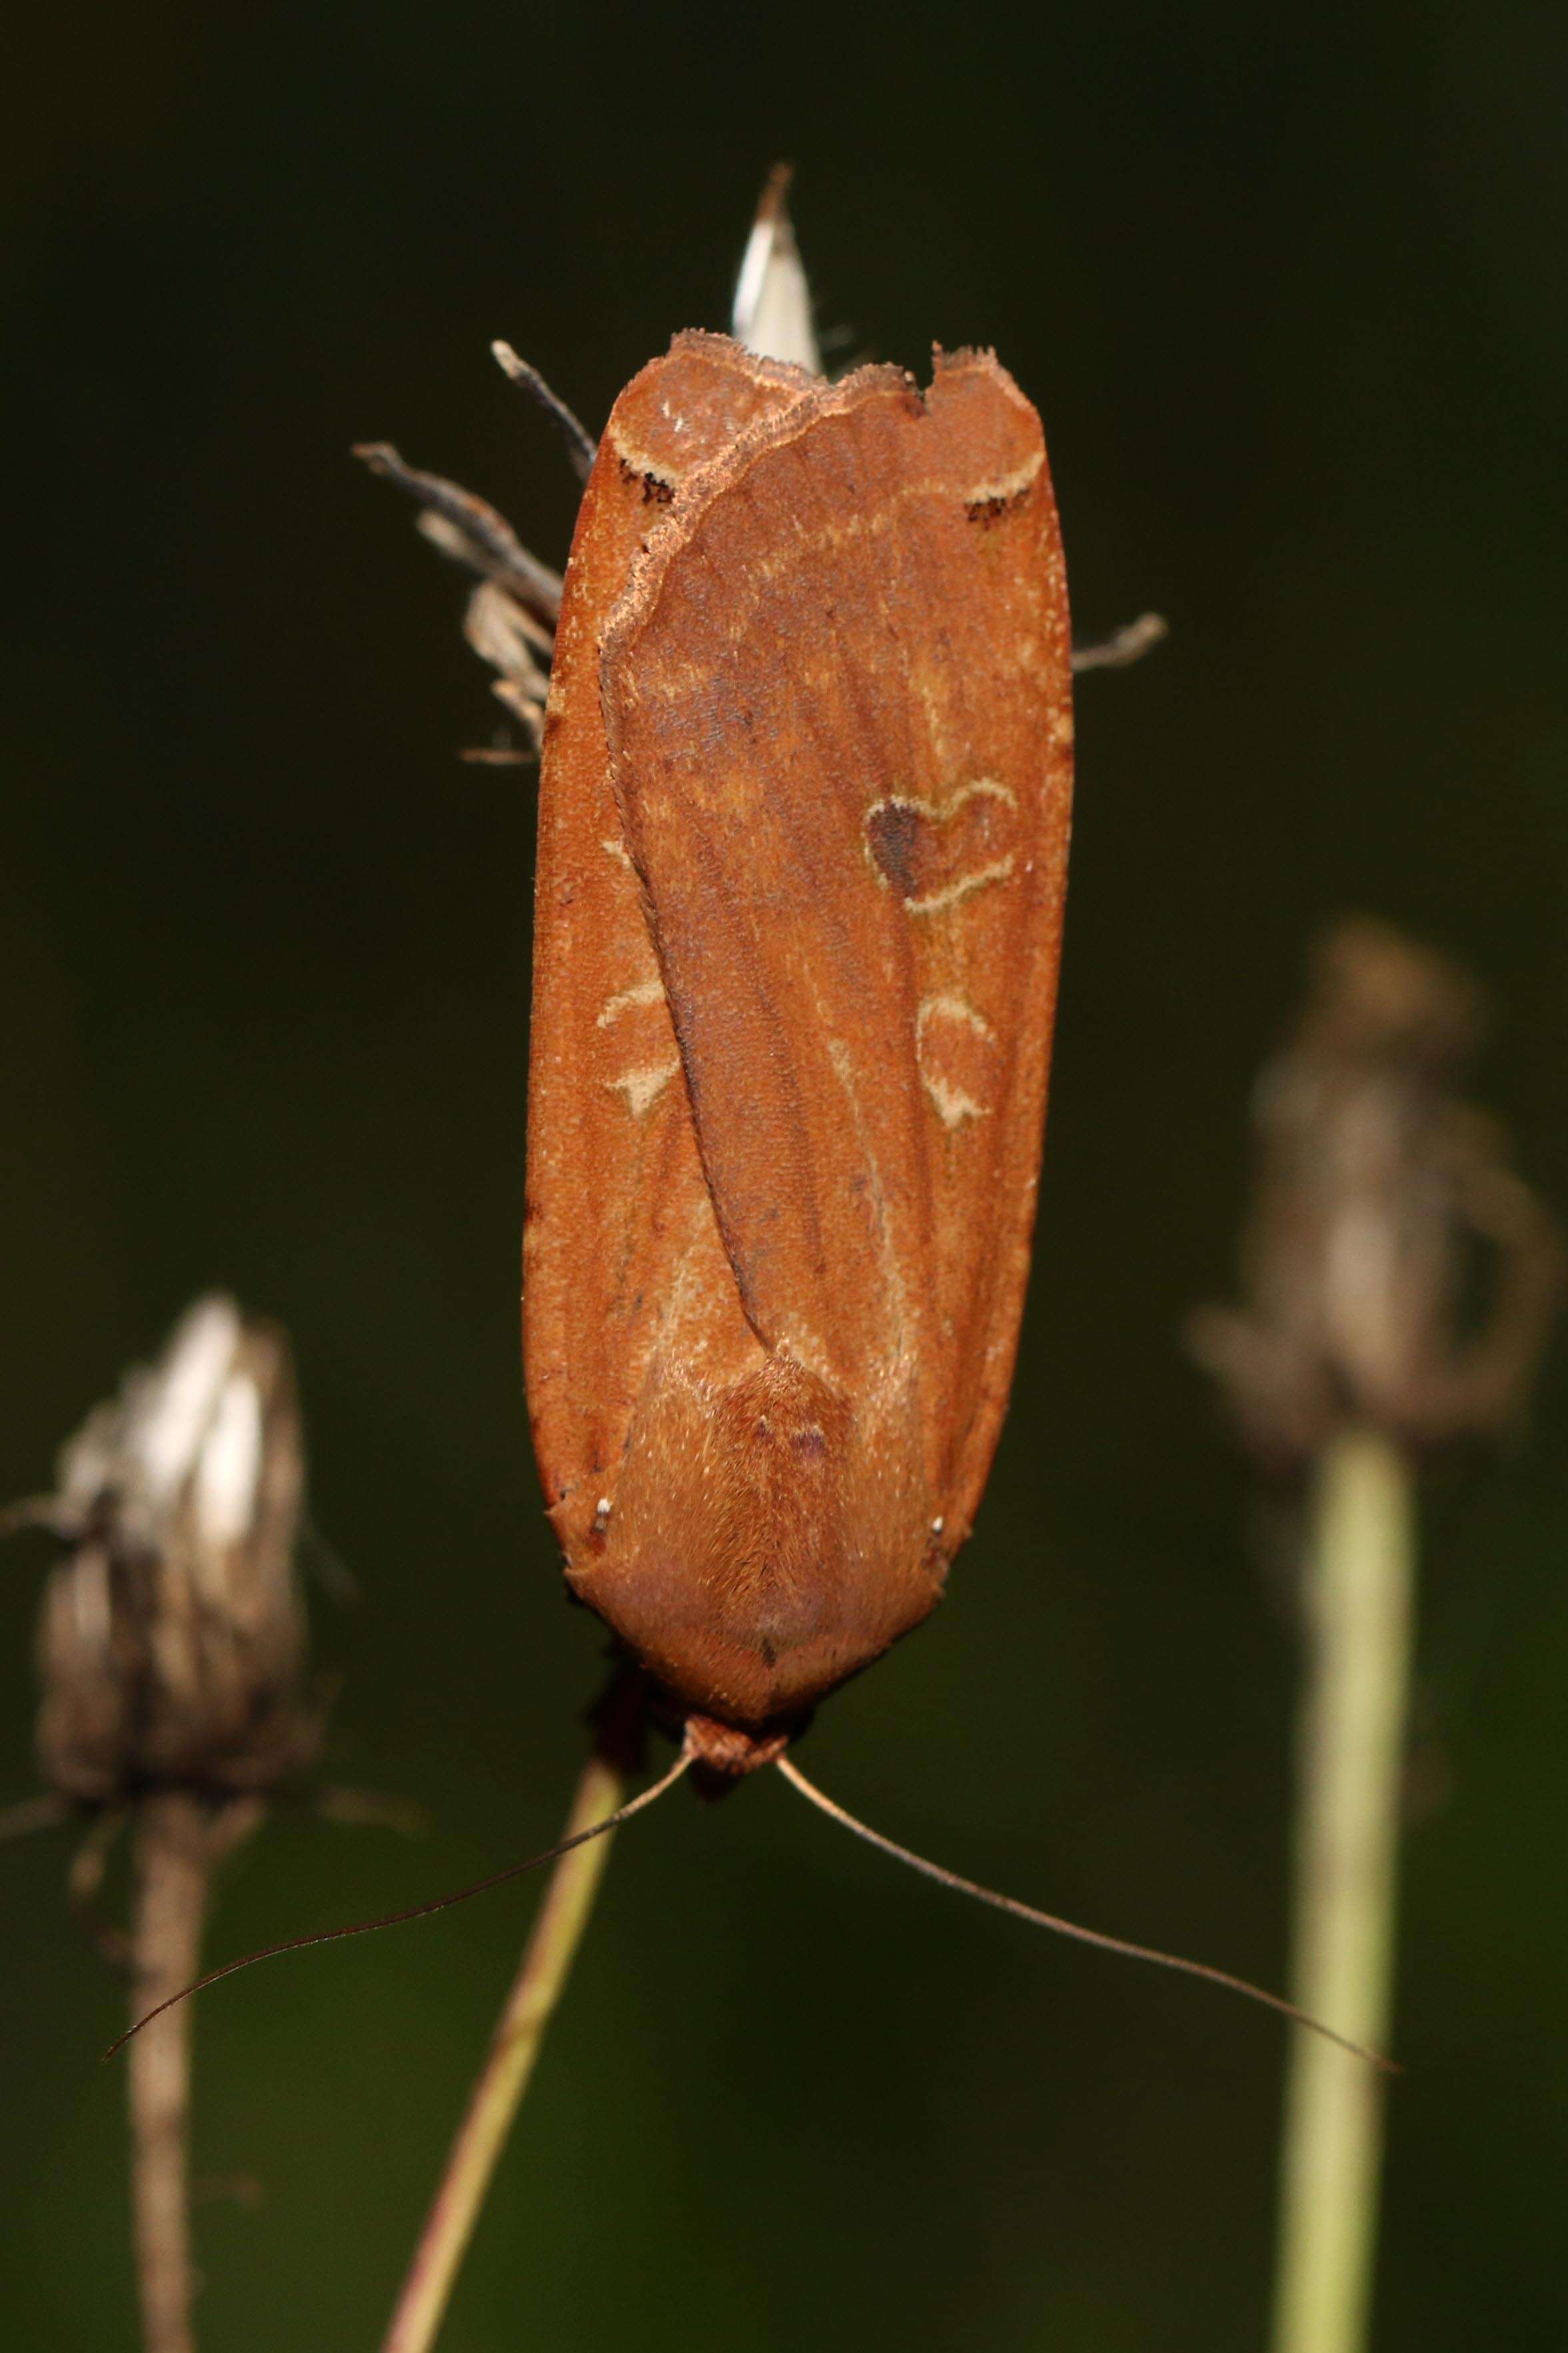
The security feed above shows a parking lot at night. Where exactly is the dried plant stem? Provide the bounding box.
[128,1794,216,2353]
[1271,1428,1415,2353]
[379,1746,630,2353]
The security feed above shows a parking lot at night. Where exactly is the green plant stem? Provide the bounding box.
[1271,1426,1415,2353]
[379,1746,629,2353]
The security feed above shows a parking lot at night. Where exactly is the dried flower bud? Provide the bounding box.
[1189,918,1562,1465]
[731,165,822,375]
[35,1296,314,1804]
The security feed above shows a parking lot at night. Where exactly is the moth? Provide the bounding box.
[524,331,1072,1777]
[114,251,1364,2068]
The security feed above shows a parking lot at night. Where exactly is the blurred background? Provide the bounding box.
[3,3,1566,2346]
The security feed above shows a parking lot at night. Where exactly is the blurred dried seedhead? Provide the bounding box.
[34,1296,315,1806]
[1189,917,1562,1466]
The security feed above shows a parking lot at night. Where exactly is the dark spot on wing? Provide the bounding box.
[866,801,920,899]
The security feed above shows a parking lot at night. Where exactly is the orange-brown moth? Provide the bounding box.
[524,331,1072,1777]
[111,279,1373,2069]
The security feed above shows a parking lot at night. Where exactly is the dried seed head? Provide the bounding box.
[1189,918,1562,1466]
[1295,916,1485,1078]
[732,165,822,375]
[35,1296,315,1804]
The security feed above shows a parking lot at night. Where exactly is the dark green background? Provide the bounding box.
[4,4,1565,2346]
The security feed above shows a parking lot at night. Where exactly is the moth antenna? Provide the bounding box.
[104,1751,691,2062]
[490,341,598,483]
[774,1756,1396,2074]
[1070,612,1169,673]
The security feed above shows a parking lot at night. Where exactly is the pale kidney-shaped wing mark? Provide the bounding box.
[864,779,1020,917]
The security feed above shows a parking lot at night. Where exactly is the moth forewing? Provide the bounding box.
[604,352,1071,1525]
[525,335,1071,1762]
[523,336,814,1569]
